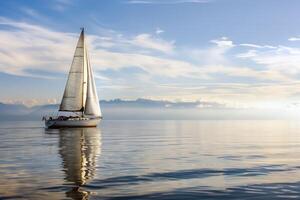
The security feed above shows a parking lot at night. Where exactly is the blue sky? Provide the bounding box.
[1,0,300,108]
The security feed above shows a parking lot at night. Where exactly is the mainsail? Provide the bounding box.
[59,29,101,117]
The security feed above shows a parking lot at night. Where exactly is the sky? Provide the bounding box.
[2,0,300,109]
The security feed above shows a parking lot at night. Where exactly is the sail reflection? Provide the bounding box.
[53,127,101,200]
[58,127,101,185]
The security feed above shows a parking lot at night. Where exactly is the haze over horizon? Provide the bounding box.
[2,0,300,110]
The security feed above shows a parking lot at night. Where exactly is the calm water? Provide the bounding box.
[1,120,300,199]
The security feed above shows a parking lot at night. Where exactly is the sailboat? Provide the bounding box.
[44,28,102,128]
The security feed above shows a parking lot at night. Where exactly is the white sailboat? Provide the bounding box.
[44,28,102,128]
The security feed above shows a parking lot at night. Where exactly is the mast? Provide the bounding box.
[81,27,86,117]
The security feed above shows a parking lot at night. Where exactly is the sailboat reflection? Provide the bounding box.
[58,127,101,199]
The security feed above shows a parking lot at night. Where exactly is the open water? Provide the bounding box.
[1,120,300,199]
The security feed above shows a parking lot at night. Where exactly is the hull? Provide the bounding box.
[45,117,101,128]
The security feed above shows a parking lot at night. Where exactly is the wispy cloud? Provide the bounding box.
[237,45,300,76]
[3,98,58,107]
[19,7,40,18]
[155,27,164,35]
[52,0,73,11]
[0,17,193,79]
[130,33,174,53]
[0,17,77,78]
[288,37,300,41]
[1,17,300,107]
[240,43,276,49]
[210,37,234,48]
[90,31,174,54]
[126,0,211,4]
[185,37,235,66]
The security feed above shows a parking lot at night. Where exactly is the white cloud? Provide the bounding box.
[187,37,235,66]
[130,33,174,53]
[288,37,300,41]
[240,43,276,49]
[202,65,287,82]
[236,50,257,58]
[88,29,174,54]
[0,17,191,78]
[90,49,200,78]
[237,44,300,76]
[2,17,300,107]
[2,98,58,107]
[155,27,164,35]
[210,37,234,48]
[0,17,77,77]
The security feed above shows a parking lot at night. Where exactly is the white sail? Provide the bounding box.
[84,47,102,117]
[60,30,87,112]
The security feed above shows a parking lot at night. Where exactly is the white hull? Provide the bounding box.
[45,117,101,128]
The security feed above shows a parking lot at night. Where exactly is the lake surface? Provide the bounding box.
[1,120,300,199]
